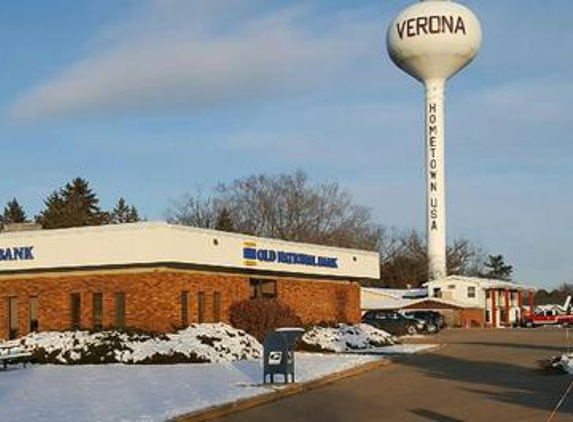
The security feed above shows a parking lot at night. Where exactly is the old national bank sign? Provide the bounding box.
[243,242,338,269]
[0,246,34,262]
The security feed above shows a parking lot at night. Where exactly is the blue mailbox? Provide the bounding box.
[263,327,304,384]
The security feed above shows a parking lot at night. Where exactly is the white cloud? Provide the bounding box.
[9,1,382,120]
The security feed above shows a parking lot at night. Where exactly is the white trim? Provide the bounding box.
[0,222,380,279]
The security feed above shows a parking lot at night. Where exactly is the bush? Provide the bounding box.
[229,299,302,342]
[20,324,262,365]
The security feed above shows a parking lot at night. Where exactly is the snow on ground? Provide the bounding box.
[301,324,395,353]
[19,324,262,364]
[551,353,573,374]
[0,353,382,422]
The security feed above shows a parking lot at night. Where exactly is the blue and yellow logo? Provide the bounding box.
[243,242,258,266]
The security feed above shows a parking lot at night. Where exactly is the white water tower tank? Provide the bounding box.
[387,0,482,280]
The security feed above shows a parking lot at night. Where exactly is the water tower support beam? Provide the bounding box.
[425,79,447,280]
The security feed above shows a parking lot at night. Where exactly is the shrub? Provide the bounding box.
[229,299,302,342]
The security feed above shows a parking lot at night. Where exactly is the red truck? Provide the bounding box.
[522,296,573,328]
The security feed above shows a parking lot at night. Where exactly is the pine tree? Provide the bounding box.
[36,178,108,229]
[482,255,513,281]
[110,198,140,224]
[35,192,65,229]
[2,198,28,225]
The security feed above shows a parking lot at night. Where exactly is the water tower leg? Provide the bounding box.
[425,79,447,281]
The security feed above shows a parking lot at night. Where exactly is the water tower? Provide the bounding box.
[387,0,482,280]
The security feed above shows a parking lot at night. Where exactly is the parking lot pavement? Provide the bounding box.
[215,329,573,422]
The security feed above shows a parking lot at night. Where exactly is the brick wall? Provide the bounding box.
[0,268,360,339]
[458,308,485,328]
[278,278,361,324]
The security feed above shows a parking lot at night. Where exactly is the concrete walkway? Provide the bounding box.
[216,329,573,422]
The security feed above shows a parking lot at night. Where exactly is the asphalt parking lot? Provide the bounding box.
[216,329,573,422]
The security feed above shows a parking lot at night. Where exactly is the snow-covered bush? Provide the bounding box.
[544,353,573,374]
[18,324,262,365]
[300,323,396,353]
[11,322,399,365]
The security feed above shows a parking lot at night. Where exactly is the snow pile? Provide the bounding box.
[301,323,395,353]
[547,353,573,374]
[18,323,262,364]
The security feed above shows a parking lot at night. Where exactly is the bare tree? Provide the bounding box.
[166,171,381,251]
[167,172,490,285]
[448,238,486,277]
[165,192,220,229]
[557,283,573,295]
[374,229,486,288]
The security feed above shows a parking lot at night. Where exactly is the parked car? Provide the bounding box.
[522,309,573,328]
[402,313,432,333]
[362,310,420,336]
[428,311,447,329]
[403,311,446,333]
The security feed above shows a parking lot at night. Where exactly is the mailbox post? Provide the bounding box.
[263,327,304,384]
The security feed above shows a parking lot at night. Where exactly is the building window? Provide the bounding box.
[181,291,189,327]
[92,293,103,331]
[71,293,81,330]
[115,292,126,329]
[213,292,221,323]
[485,310,490,323]
[486,290,491,300]
[29,297,39,333]
[250,279,277,299]
[433,288,442,298]
[447,284,456,290]
[467,286,476,299]
[7,297,18,340]
[198,292,205,323]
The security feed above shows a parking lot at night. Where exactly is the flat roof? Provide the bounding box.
[0,222,380,280]
[424,275,531,291]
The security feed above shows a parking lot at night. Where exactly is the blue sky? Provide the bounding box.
[0,0,572,288]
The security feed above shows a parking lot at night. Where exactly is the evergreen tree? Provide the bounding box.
[36,178,108,229]
[110,197,140,224]
[215,207,234,232]
[482,254,513,281]
[1,198,28,225]
[35,191,66,229]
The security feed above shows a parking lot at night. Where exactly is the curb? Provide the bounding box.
[169,358,390,422]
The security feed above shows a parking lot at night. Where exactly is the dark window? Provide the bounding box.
[181,291,189,326]
[92,293,103,331]
[71,293,81,329]
[467,286,476,299]
[115,292,126,329]
[7,297,18,340]
[213,292,221,322]
[250,279,277,299]
[433,288,442,298]
[29,297,39,333]
[198,292,205,323]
